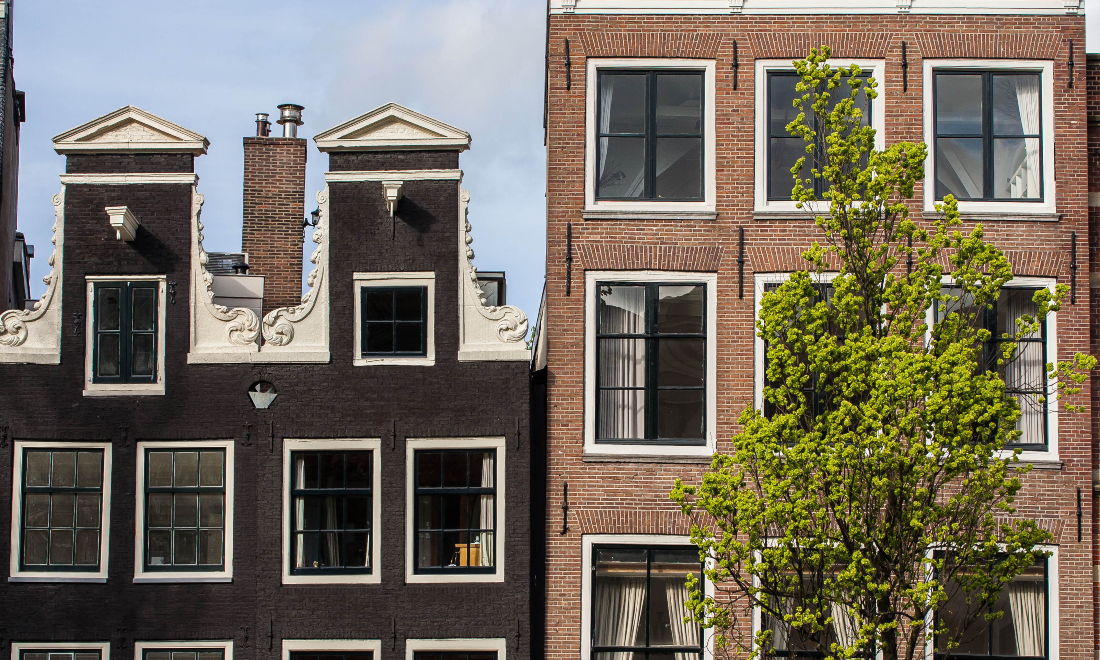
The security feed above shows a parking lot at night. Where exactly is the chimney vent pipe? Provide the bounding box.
[255,113,271,137]
[277,104,304,138]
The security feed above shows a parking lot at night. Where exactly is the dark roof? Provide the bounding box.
[205,252,249,275]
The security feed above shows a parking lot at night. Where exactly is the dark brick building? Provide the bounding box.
[0,101,533,660]
[0,0,28,312]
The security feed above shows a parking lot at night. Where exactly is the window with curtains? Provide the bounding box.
[761,282,838,421]
[762,571,861,657]
[596,283,707,444]
[935,558,1048,660]
[414,449,496,573]
[144,449,225,569]
[92,281,158,383]
[412,654,496,660]
[21,652,101,660]
[19,449,104,570]
[766,71,872,201]
[934,71,1043,201]
[360,287,428,357]
[144,650,223,660]
[290,451,373,574]
[935,287,1049,449]
[591,545,704,660]
[595,70,704,201]
[290,653,373,660]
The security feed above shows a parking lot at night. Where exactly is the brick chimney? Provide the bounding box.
[242,105,306,316]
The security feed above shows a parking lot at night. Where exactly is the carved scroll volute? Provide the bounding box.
[191,188,260,346]
[0,189,65,356]
[261,186,329,347]
[459,188,529,347]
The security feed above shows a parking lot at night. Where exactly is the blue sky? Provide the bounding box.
[13,0,548,320]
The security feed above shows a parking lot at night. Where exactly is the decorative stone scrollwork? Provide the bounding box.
[262,187,328,347]
[192,191,261,346]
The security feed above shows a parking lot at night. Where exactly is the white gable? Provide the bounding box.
[314,103,470,152]
[53,106,209,155]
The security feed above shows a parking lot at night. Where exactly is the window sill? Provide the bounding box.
[753,210,818,221]
[582,453,713,464]
[923,211,1061,222]
[283,573,381,585]
[133,575,232,584]
[1009,459,1063,471]
[405,571,503,584]
[83,384,164,397]
[353,356,435,367]
[582,210,717,221]
[9,574,108,583]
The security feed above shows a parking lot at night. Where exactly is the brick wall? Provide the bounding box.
[242,137,306,315]
[544,11,1091,660]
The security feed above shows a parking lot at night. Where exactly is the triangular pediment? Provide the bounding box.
[53,106,209,155]
[315,103,470,152]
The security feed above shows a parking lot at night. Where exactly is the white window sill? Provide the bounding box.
[583,443,713,459]
[582,209,717,221]
[1002,451,1061,468]
[923,210,1061,222]
[283,573,380,585]
[133,574,232,583]
[9,574,108,583]
[84,384,164,397]
[405,572,504,584]
[354,356,435,367]
[582,453,713,464]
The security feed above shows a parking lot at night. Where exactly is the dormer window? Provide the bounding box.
[84,276,166,396]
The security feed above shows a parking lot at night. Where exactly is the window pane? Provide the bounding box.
[655,74,702,135]
[132,288,155,332]
[593,548,648,648]
[658,338,706,387]
[365,322,394,354]
[394,290,423,321]
[148,452,173,488]
[993,137,1041,199]
[23,529,48,564]
[394,322,424,353]
[346,452,372,489]
[174,529,197,564]
[319,453,344,488]
[936,137,984,199]
[599,73,646,134]
[25,493,49,527]
[768,137,805,200]
[25,451,51,486]
[993,74,1041,135]
[769,74,801,135]
[418,495,440,530]
[51,493,75,528]
[469,451,493,487]
[418,453,442,488]
[650,574,700,647]
[147,653,170,660]
[52,452,76,488]
[174,452,199,487]
[75,528,99,565]
[132,333,154,376]
[936,74,984,134]
[655,138,702,199]
[198,529,223,565]
[657,389,705,440]
[598,338,645,388]
[346,531,370,567]
[346,496,371,530]
[76,493,100,527]
[597,137,645,198]
[599,285,645,334]
[658,285,704,333]
[365,291,394,321]
[296,454,318,489]
[199,493,224,527]
[147,493,173,527]
[49,529,74,565]
[97,335,121,377]
[441,493,468,529]
[418,531,440,567]
[199,451,224,487]
[443,453,467,488]
[148,530,171,565]
[171,653,196,660]
[598,389,645,440]
[174,493,198,527]
[77,451,103,488]
[98,287,121,331]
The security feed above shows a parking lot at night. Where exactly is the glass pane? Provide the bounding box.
[75,655,100,660]
[23,529,48,564]
[75,528,99,564]
[597,137,645,199]
[25,493,50,527]
[76,493,101,527]
[51,493,75,527]
[346,496,371,530]
[469,451,493,487]
[1011,392,1046,446]
[52,451,76,488]
[768,137,805,200]
[769,74,801,135]
[346,452,372,488]
[174,529,197,564]
[993,137,1041,199]
[599,285,645,334]
[998,288,1041,337]
[25,451,51,486]
[148,529,171,565]
[98,287,121,331]
[394,322,423,353]
[199,451,224,487]
[441,493,467,528]
[132,288,155,331]
[418,452,442,488]
[600,73,646,134]
[443,452,467,487]
[651,575,700,647]
[658,285,704,333]
[365,322,394,354]
[936,74,984,134]
[418,495,441,530]
[658,338,706,387]
[296,453,318,489]
[394,289,423,321]
[174,493,198,527]
[593,548,648,647]
[198,652,223,660]
[471,494,495,528]
[77,451,103,488]
[655,138,702,200]
[97,334,120,377]
[365,291,394,321]
[198,529,223,565]
[147,653,171,660]
[656,73,702,135]
[147,493,173,527]
[49,529,74,565]
[598,338,645,388]
[597,389,645,440]
[171,653,196,660]
[993,74,1041,135]
[299,496,321,530]
[174,452,199,487]
[199,493,224,527]
[346,531,370,567]
[147,452,173,488]
[417,531,440,567]
[658,389,705,440]
[936,137,984,199]
[24,653,48,660]
[132,333,154,376]
[320,453,344,488]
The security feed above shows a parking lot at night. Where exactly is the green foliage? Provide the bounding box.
[671,47,1094,660]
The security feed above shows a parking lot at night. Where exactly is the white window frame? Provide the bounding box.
[404,437,505,584]
[84,275,167,396]
[584,270,718,458]
[353,272,435,366]
[922,59,1056,216]
[11,643,111,660]
[581,533,714,660]
[404,638,507,660]
[281,438,382,584]
[584,58,718,216]
[133,439,234,583]
[282,640,382,660]
[8,441,113,583]
[754,59,887,216]
[134,641,233,660]
[927,275,1059,462]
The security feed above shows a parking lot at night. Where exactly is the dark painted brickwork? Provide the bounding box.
[0,149,530,658]
[65,153,195,174]
[329,151,460,172]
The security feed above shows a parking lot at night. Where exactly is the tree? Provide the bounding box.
[670,47,1094,660]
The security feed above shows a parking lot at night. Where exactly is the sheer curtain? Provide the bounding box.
[1012,76,1041,199]
[294,458,305,568]
[479,453,494,567]
[768,597,792,653]
[594,576,647,660]
[323,496,339,566]
[1008,580,1044,656]
[830,602,857,650]
[598,287,646,440]
[1000,291,1044,444]
[663,577,700,660]
[599,77,615,182]
[623,141,698,197]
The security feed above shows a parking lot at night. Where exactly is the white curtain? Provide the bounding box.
[294,458,305,568]
[323,496,339,566]
[1000,291,1045,445]
[599,77,615,181]
[831,602,857,650]
[1008,580,1045,656]
[939,142,983,198]
[663,577,699,660]
[622,141,699,197]
[1011,76,1041,199]
[768,598,792,653]
[479,453,494,567]
[598,287,646,440]
[593,576,647,660]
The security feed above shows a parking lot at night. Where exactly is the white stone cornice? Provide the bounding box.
[325,170,463,182]
[59,173,199,185]
[549,0,1084,14]
[53,106,209,156]
[315,103,470,153]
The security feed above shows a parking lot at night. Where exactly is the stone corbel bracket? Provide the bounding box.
[457,189,530,362]
[0,188,65,364]
[105,205,139,241]
[382,181,403,218]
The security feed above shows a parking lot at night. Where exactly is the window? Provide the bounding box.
[135,440,234,582]
[766,72,872,201]
[595,70,704,201]
[9,442,112,582]
[935,557,1049,660]
[360,287,427,357]
[935,286,1050,450]
[20,652,101,660]
[353,272,435,366]
[476,271,507,307]
[290,450,373,575]
[760,281,838,420]
[92,281,158,383]
[595,283,706,445]
[135,641,233,660]
[761,569,857,657]
[590,545,704,660]
[282,640,380,660]
[413,449,496,574]
[404,640,506,660]
[291,654,372,660]
[405,437,504,584]
[142,651,222,660]
[413,654,496,660]
[12,644,110,660]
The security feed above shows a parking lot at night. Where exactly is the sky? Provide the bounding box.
[13,0,548,323]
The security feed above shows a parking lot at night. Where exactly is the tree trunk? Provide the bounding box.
[879,597,899,660]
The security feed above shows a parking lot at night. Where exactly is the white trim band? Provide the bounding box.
[551,0,1082,13]
[60,173,199,185]
[325,170,463,183]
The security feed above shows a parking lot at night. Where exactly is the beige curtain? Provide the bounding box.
[1000,290,1045,445]
[830,602,857,650]
[598,286,645,440]
[479,453,494,567]
[593,576,647,660]
[1010,76,1041,199]
[663,577,699,660]
[294,457,305,568]
[1008,581,1045,656]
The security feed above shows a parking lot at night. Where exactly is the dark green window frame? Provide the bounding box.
[91,280,159,384]
[413,448,497,575]
[20,650,102,660]
[291,653,374,660]
[761,282,838,421]
[359,286,428,357]
[143,448,226,572]
[412,654,496,660]
[289,450,374,575]
[19,448,104,572]
[142,649,225,660]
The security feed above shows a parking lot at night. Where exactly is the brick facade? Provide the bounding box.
[543,9,1092,660]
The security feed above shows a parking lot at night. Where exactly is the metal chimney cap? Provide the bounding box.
[255,113,270,122]
[276,104,304,126]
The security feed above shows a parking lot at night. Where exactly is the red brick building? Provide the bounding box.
[537,2,1092,659]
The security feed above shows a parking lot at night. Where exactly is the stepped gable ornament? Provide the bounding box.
[313,102,471,153]
[52,105,209,155]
